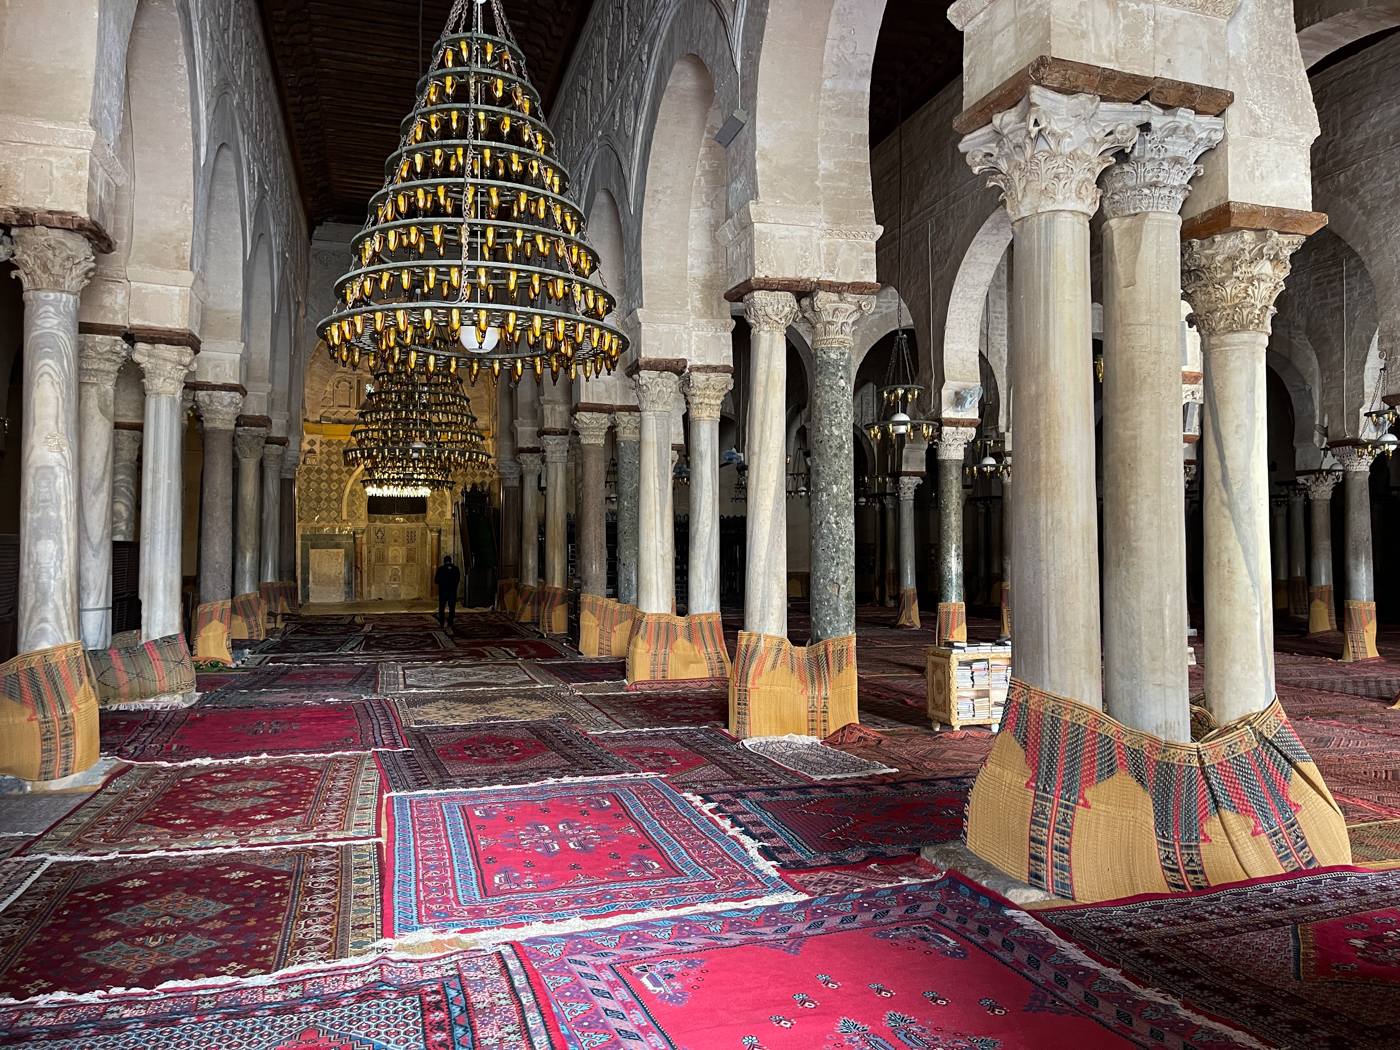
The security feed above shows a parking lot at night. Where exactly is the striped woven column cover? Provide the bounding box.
[1340,600,1379,662]
[0,641,99,781]
[936,601,967,646]
[194,600,234,666]
[515,584,541,625]
[230,592,266,642]
[496,577,520,614]
[728,630,858,739]
[625,612,730,684]
[896,589,921,628]
[86,633,195,706]
[1308,584,1336,634]
[580,595,636,657]
[538,585,569,634]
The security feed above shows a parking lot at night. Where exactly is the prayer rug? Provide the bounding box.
[1042,865,1400,1050]
[192,670,245,691]
[280,620,370,635]
[103,700,406,761]
[1348,820,1400,868]
[391,687,617,730]
[698,778,974,869]
[378,721,638,792]
[253,634,364,655]
[593,727,805,791]
[741,734,898,779]
[857,692,932,727]
[535,658,629,684]
[0,845,380,998]
[0,945,553,1049]
[454,638,572,660]
[778,855,945,895]
[825,723,995,780]
[193,687,371,708]
[377,659,555,693]
[0,792,88,836]
[358,631,455,655]
[517,874,1258,1050]
[385,778,790,935]
[363,612,441,629]
[23,755,381,856]
[233,662,382,694]
[582,690,730,728]
[0,857,47,910]
[443,611,531,639]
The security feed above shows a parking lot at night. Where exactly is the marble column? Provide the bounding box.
[614,410,641,604]
[541,433,570,589]
[743,291,799,637]
[1269,491,1289,611]
[1098,106,1220,740]
[1000,470,1012,639]
[499,459,522,582]
[800,291,876,640]
[1287,486,1309,619]
[111,428,143,542]
[517,451,542,585]
[233,426,266,595]
[574,412,612,596]
[1300,470,1340,633]
[195,391,241,603]
[936,427,976,607]
[279,450,298,581]
[76,334,130,649]
[1181,229,1304,720]
[897,475,921,594]
[260,443,284,583]
[882,491,899,607]
[634,369,682,615]
[134,342,196,640]
[10,228,96,653]
[1335,445,1378,659]
[963,86,1145,708]
[683,371,733,616]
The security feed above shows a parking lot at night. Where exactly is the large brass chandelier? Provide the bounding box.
[318,0,629,384]
[346,370,489,497]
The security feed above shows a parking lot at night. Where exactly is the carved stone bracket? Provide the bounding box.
[682,372,733,423]
[1101,105,1224,219]
[1181,229,1304,337]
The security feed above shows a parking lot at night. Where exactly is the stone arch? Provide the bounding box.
[197,141,246,375]
[1268,322,1325,471]
[942,207,1012,419]
[1296,0,1400,67]
[243,228,274,408]
[578,187,629,407]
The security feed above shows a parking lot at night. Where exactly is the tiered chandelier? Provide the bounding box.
[346,370,489,497]
[318,0,629,384]
[868,328,936,445]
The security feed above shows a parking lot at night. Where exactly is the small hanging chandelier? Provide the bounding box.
[346,369,489,495]
[868,328,935,444]
[317,0,629,384]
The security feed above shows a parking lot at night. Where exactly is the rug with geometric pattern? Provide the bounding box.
[593,727,805,791]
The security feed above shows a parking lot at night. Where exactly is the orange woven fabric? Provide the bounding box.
[496,577,520,614]
[230,592,266,642]
[1308,583,1336,634]
[86,634,195,706]
[579,595,635,657]
[538,586,569,634]
[194,600,234,666]
[0,641,99,781]
[896,589,921,628]
[1341,599,1379,662]
[936,602,966,646]
[728,631,858,739]
[626,612,729,684]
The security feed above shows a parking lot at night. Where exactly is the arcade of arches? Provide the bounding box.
[0,0,1399,1044]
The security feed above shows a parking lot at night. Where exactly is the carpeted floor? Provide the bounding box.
[0,605,1395,1050]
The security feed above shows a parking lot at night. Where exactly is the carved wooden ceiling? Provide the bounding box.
[255,0,960,225]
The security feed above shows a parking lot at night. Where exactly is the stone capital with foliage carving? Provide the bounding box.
[936,425,977,461]
[1181,229,1304,337]
[682,372,732,423]
[133,343,196,398]
[613,411,641,443]
[77,333,130,386]
[10,227,96,294]
[961,86,1146,222]
[573,411,613,446]
[234,427,268,462]
[1101,106,1224,219]
[196,389,245,431]
[517,451,543,477]
[897,475,922,502]
[634,369,682,417]
[743,290,799,334]
[799,290,876,350]
[541,433,571,463]
[1299,471,1341,501]
[1332,446,1378,474]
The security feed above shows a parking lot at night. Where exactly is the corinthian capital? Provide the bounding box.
[613,410,641,443]
[1181,229,1304,337]
[1333,445,1378,474]
[234,427,268,461]
[743,290,799,333]
[1101,106,1224,219]
[897,475,922,501]
[1299,471,1340,501]
[799,290,876,350]
[77,333,130,385]
[936,425,977,460]
[196,389,244,431]
[682,371,733,423]
[10,227,96,294]
[114,428,143,463]
[634,369,682,416]
[541,433,571,463]
[133,342,195,398]
[262,443,286,470]
[517,451,543,477]
[573,411,613,446]
[961,86,1146,221]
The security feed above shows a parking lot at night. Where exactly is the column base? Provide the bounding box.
[87,633,196,706]
[194,600,235,667]
[896,589,921,629]
[0,642,99,781]
[729,630,859,738]
[231,592,267,643]
[579,595,636,657]
[515,583,543,625]
[937,602,967,646]
[1307,585,1336,635]
[495,578,520,615]
[538,585,570,634]
[627,612,730,684]
[1341,600,1380,663]
[1288,576,1309,619]
[965,680,1349,903]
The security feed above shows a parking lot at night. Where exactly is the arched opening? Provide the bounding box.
[199,144,246,364]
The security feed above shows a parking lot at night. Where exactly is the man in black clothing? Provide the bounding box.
[435,555,462,626]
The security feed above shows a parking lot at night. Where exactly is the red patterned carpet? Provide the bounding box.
[0,605,1393,1050]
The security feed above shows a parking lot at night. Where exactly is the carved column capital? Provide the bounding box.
[281,449,300,479]
[799,290,877,350]
[541,433,571,463]
[634,369,682,416]
[114,428,143,463]
[77,333,130,385]
[1101,106,1224,219]
[1181,229,1304,337]
[133,342,196,398]
[961,86,1146,221]
[936,425,978,460]
[682,372,733,423]
[517,451,543,477]
[742,289,799,333]
[1287,486,1306,505]
[573,411,613,446]
[499,457,523,483]
[1299,471,1341,501]
[234,427,268,462]
[614,411,641,443]
[897,475,923,502]
[195,389,244,431]
[9,226,96,294]
[262,443,285,470]
[1333,446,1378,474]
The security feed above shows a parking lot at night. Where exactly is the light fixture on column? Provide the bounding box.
[317,0,630,385]
[963,435,1010,480]
[1363,387,1398,457]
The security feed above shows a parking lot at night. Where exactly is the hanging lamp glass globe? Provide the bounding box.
[317,0,629,385]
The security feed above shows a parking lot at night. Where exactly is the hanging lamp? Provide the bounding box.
[317,0,629,383]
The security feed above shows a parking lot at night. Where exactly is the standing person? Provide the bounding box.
[435,555,462,627]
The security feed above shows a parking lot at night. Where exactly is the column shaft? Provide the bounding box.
[1340,451,1375,602]
[1269,494,1288,610]
[111,429,142,543]
[279,451,298,581]
[683,372,732,616]
[518,452,541,584]
[574,413,611,597]
[882,494,899,606]
[195,391,241,603]
[499,461,522,582]
[615,413,640,604]
[1288,489,1308,618]
[634,370,681,615]
[898,477,920,590]
[233,428,266,595]
[936,441,971,604]
[1302,471,1339,634]
[260,444,284,583]
[77,335,129,649]
[541,434,570,589]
